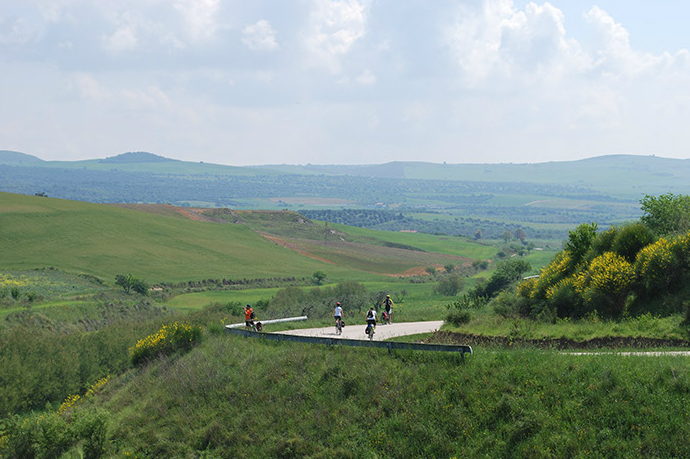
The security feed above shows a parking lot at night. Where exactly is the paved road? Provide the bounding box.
[278,320,445,341]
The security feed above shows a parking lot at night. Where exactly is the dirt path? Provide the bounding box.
[278,320,444,341]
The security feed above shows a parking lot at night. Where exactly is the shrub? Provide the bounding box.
[492,290,532,318]
[611,223,656,263]
[588,227,617,258]
[575,252,635,317]
[446,310,471,326]
[447,293,487,311]
[546,277,583,318]
[74,409,110,459]
[564,222,598,265]
[479,259,531,298]
[115,274,148,295]
[635,238,677,294]
[434,273,465,296]
[129,322,202,366]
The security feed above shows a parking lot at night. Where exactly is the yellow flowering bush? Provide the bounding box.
[130,322,202,366]
[576,252,635,316]
[530,251,573,299]
[670,231,690,269]
[635,238,676,293]
[516,276,538,299]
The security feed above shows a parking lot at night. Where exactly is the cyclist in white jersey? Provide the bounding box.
[334,302,343,325]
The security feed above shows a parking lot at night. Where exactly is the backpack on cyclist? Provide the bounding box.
[250,311,256,320]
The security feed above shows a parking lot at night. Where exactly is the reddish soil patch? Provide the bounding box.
[260,233,336,265]
[174,208,212,222]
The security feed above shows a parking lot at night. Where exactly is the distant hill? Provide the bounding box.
[99,152,177,163]
[3,151,690,241]
[0,150,43,165]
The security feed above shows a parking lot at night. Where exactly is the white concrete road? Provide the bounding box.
[278,320,445,341]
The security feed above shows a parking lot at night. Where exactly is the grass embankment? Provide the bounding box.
[58,333,690,458]
[443,300,690,342]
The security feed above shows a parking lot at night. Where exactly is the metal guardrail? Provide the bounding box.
[225,327,472,357]
[226,316,308,329]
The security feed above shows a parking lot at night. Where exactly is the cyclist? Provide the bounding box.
[365,307,377,336]
[244,304,255,330]
[382,294,393,324]
[334,301,344,332]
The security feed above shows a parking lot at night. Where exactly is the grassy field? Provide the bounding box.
[0,193,353,282]
[12,331,685,458]
[3,189,690,457]
[0,192,514,284]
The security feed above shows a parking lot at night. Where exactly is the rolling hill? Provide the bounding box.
[0,192,493,282]
[3,150,688,240]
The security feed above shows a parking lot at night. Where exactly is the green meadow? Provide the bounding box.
[3,191,690,458]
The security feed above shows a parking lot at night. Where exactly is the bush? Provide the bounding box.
[115,274,148,295]
[611,223,656,263]
[575,252,635,318]
[74,409,110,459]
[446,310,471,326]
[447,293,487,311]
[479,259,531,298]
[635,238,678,295]
[545,277,583,318]
[434,273,465,296]
[129,322,202,366]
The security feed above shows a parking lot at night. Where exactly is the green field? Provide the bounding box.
[0,193,350,282]
[4,189,690,458]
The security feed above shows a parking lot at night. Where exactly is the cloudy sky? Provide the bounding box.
[2,0,690,166]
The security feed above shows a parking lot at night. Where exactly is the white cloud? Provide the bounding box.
[73,73,110,102]
[355,68,375,85]
[241,19,279,51]
[5,0,690,166]
[174,0,220,42]
[102,24,138,53]
[0,16,42,45]
[304,0,368,73]
[120,85,172,111]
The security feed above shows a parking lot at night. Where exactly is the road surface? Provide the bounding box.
[278,320,445,341]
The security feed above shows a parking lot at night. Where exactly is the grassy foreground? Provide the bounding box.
[34,332,690,459]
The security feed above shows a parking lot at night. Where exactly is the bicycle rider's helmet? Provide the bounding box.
[386,295,390,298]
[336,302,341,305]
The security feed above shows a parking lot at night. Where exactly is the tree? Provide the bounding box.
[514,228,526,243]
[479,259,532,298]
[444,263,455,273]
[474,230,482,240]
[502,230,512,243]
[640,193,690,235]
[564,222,598,266]
[115,274,148,295]
[312,271,327,285]
[434,273,465,296]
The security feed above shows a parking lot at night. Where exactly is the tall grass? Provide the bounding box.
[44,334,690,458]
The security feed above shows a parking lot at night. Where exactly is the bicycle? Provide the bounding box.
[365,323,375,340]
[335,317,343,335]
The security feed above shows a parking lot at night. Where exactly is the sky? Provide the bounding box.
[2,0,690,166]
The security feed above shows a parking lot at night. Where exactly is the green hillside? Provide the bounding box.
[0,192,500,283]
[0,192,338,282]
